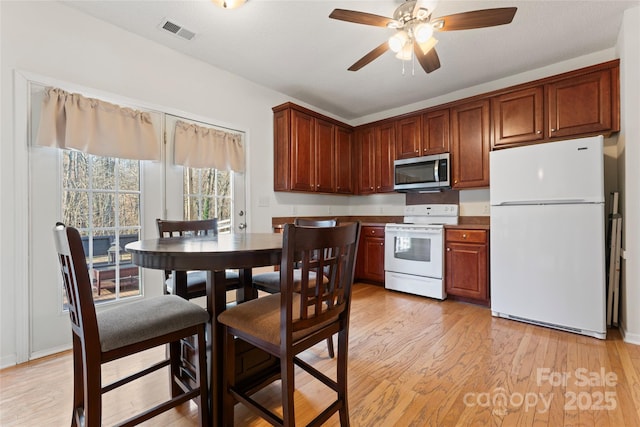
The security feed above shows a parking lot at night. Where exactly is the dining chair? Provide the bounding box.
[53,223,210,427]
[218,221,361,426]
[252,217,338,358]
[156,218,243,301]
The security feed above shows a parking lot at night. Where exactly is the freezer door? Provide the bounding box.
[490,203,606,336]
[490,135,604,205]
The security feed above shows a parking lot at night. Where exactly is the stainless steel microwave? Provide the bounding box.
[393,153,450,192]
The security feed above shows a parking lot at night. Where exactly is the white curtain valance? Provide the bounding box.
[36,87,160,161]
[174,120,245,172]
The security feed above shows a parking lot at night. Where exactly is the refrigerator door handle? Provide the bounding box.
[496,198,596,206]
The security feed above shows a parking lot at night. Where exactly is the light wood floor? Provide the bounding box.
[1,283,639,426]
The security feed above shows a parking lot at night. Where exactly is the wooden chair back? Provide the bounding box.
[156,218,218,280]
[280,221,360,337]
[53,222,99,353]
[156,218,218,237]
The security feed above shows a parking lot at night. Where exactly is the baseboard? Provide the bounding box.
[0,354,17,370]
[619,322,640,345]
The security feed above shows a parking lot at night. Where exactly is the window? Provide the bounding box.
[183,168,233,233]
[62,150,141,304]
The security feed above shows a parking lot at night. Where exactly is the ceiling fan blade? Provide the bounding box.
[414,43,441,74]
[348,41,390,71]
[329,9,394,27]
[433,7,517,31]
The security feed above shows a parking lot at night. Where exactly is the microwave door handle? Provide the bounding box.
[434,159,439,182]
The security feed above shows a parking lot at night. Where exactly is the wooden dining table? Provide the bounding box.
[125,232,283,426]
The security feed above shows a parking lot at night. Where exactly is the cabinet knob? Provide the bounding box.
[462,234,467,239]
[536,130,542,134]
[377,186,380,189]
[415,150,419,153]
[447,247,451,251]
[370,186,374,190]
[551,128,556,132]
[423,148,428,151]
[316,184,320,188]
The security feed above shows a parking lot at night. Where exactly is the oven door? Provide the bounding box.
[384,225,443,279]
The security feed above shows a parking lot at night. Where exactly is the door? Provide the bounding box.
[490,204,606,335]
[164,114,247,233]
[384,226,443,279]
[26,81,246,359]
[451,99,490,188]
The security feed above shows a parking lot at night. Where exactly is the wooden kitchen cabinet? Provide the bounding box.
[355,225,385,284]
[273,102,353,194]
[492,86,544,148]
[355,123,396,194]
[335,125,353,194]
[395,114,422,159]
[451,99,490,189]
[445,229,489,306]
[396,109,450,160]
[547,68,617,138]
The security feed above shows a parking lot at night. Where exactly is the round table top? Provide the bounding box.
[125,232,283,271]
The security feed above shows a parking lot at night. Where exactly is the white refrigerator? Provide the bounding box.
[490,135,606,339]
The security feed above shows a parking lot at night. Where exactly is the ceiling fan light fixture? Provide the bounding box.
[414,22,434,43]
[212,0,246,9]
[389,30,408,53]
[395,42,413,61]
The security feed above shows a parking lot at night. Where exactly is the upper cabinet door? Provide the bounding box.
[335,126,353,194]
[376,123,396,192]
[492,87,544,148]
[273,108,290,191]
[395,115,421,160]
[451,99,490,189]
[290,109,316,192]
[315,119,336,193]
[547,69,612,138]
[421,109,450,155]
[356,127,376,195]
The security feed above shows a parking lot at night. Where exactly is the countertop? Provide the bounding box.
[272,216,490,230]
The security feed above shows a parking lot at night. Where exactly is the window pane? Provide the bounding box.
[62,151,89,189]
[184,195,200,220]
[119,193,140,227]
[118,159,140,191]
[216,170,231,195]
[91,157,116,190]
[62,190,89,228]
[92,192,116,229]
[201,196,215,220]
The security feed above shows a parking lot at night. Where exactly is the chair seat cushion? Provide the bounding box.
[165,270,241,294]
[252,270,328,294]
[217,293,335,346]
[98,295,209,352]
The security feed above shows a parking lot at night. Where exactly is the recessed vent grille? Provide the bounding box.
[160,19,196,40]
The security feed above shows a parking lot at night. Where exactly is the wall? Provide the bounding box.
[1,1,637,366]
[616,6,640,343]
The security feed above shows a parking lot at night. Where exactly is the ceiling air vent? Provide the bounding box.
[159,19,196,41]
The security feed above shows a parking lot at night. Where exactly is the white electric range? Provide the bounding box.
[384,204,459,299]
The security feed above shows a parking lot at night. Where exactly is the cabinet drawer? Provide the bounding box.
[363,226,385,237]
[446,229,487,244]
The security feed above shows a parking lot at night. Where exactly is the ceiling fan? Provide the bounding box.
[329,1,517,74]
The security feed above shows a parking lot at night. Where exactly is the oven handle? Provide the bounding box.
[385,227,443,235]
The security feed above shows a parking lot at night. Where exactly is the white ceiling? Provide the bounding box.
[63,0,638,121]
